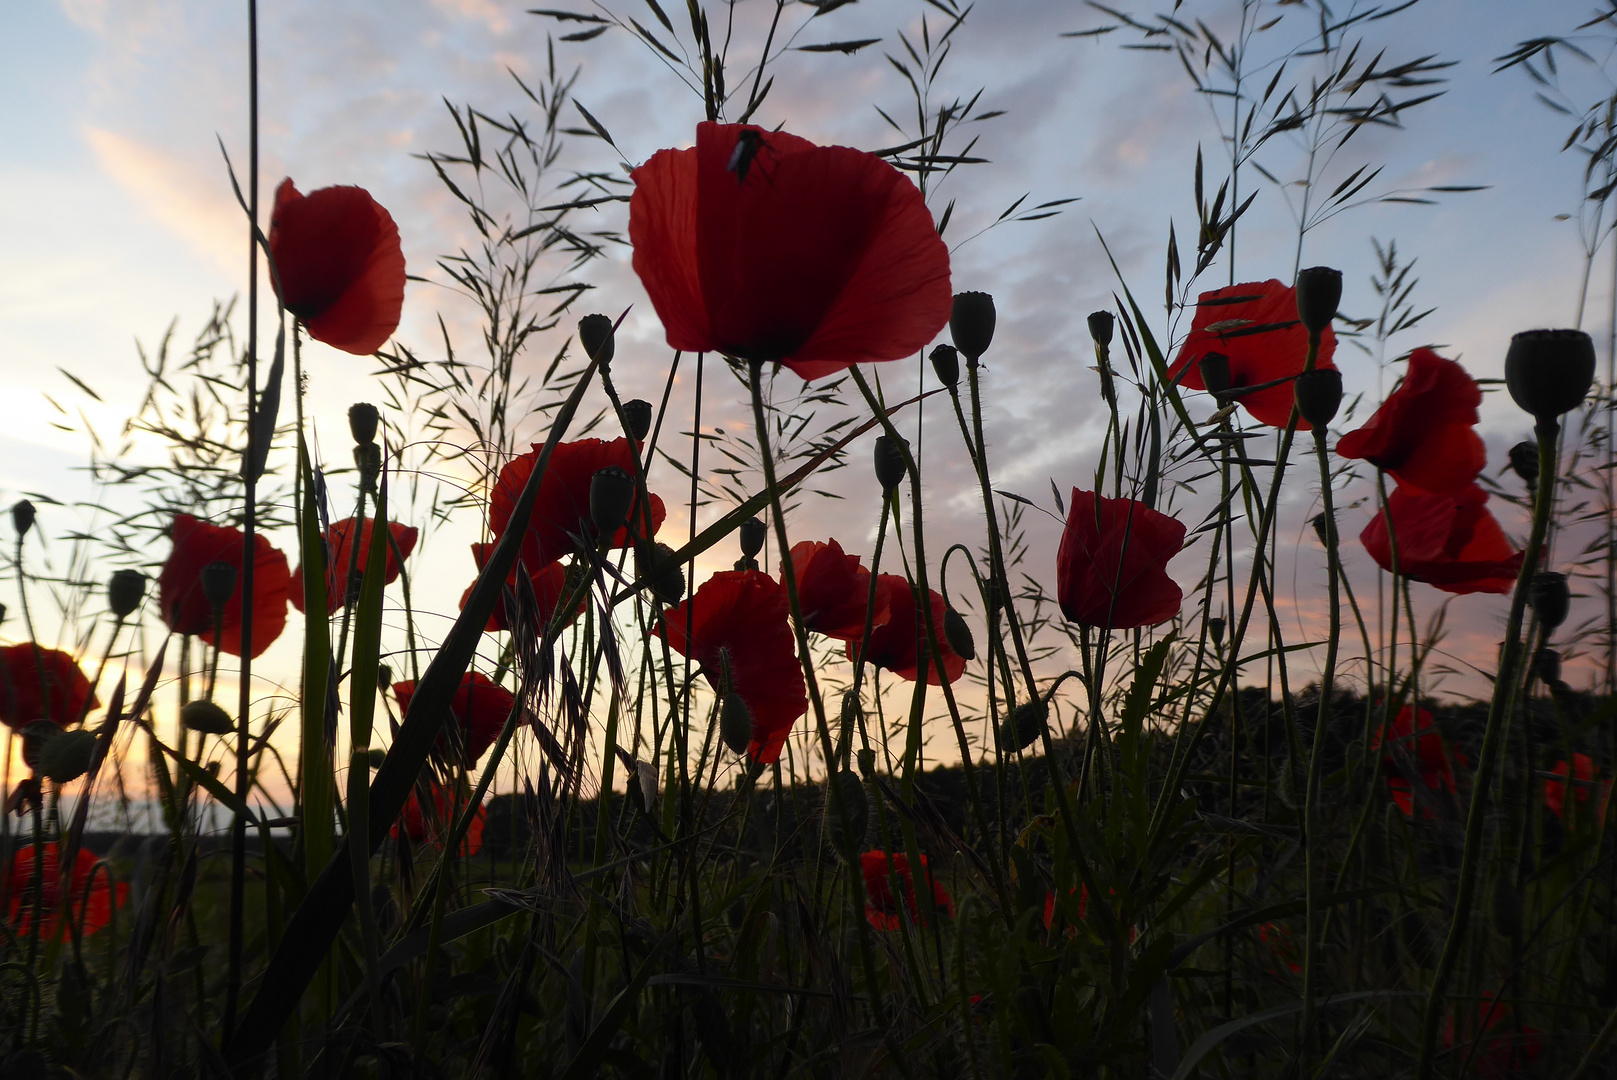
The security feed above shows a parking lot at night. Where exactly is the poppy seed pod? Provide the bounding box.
[1311,512,1338,549]
[39,728,97,784]
[108,569,147,619]
[950,291,997,360]
[825,769,868,861]
[638,541,686,605]
[929,344,960,389]
[622,398,653,441]
[578,313,616,365]
[943,607,976,662]
[739,517,767,562]
[1295,266,1343,338]
[1293,368,1344,429]
[200,560,238,610]
[11,500,35,539]
[1530,571,1570,633]
[1508,441,1539,487]
[1208,616,1226,647]
[1087,310,1115,347]
[720,692,753,755]
[377,663,393,690]
[181,699,234,736]
[1001,699,1048,752]
[1532,647,1562,686]
[873,435,908,493]
[348,402,380,446]
[1505,329,1596,422]
[1198,352,1233,397]
[589,466,636,540]
[353,442,382,493]
[20,721,59,771]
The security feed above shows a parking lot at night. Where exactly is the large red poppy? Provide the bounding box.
[657,569,807,764]
[1544,753,1612,822]
[489,439,666,570]
[290,517,419,615]
[457,543,582,634]
[860,850,954,930]
[391,783,486,857]
[1444,996,1542,1079]
[847,574,967,685]
[1361,483,1522,595]
[4,843,126,938]
[268,179,406,355]
[1335,348,1487,494]
[1371,706,1466,817]
[1165,279,1338,429]
[629,122,952,380]
[392,671,517,768]
[158,514,292,658]
[0,644,98,728]
[1055,489,1186,631]
[788,539,890,640]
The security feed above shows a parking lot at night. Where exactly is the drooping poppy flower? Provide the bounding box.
[847,574,967,685]
[1165,279,1338,429]
[457,543,582,634]
[1055,489,1186,631]
[1544,752,1613,823]
[629,122,952,381]
[290,517,419,615]
[158,514,292,658]
[658,570,806,764]
[0,644,98,728]
[268,179,406,355]
[1361,483,1523,596]
[489,439,666,570]
[1335,348,1487,494]
[391,783,486,857]
[4,842,127,938]
[1371,706,1467,817]
[392,671,518,768]
[1444,996,1542,1079]
[860,850,954,930]
[788,539,889,640]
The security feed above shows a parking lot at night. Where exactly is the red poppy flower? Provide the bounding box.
[1444,996,1542,1079]
[1165,279,1338,429]
[847,574,967,685]
[290,517,419,615]
[657,569,807,764]
[0,644,98,728]
[1335,348,1487,494]
[1055,489,1186,631]
[489,439,666,570]
[457,543,582,634]
[1544,752,1612,822]
[1258,921,1303,976]
[268,179,406,355]
[4,843,126,938]
[392,671,517,768]
[158,514,292,658]
[629,122,952,381]
[1361,483,1522,596]
[860,850,954,930]
[1041,884,1136,942]
[788,539,890,640]
[1371,706,1466,817]
[391,783,486,857]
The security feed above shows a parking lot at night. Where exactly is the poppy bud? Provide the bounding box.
[1001,699,1047,752]
[367,747,387,768]
[201,561,238,610]
[950,291,997,360]
[20,721,59,771]
[1087,310,1115,347]
[622,398,653,441]
[181,699,234,736]
[589,466,636,540]
[943,607,976,662]
[1530,571,1570,633]
[929,344,960,388]
[1505,329,1596,422]
[720,692,753,755]
[856,747,876,778]
[873,435,908,493]
[1295,266,1343,337]
[108,569,147,619]
[1208,616,1226,647]
[354,442,382,493]
[11,500,35,539]
[348,402,380,446]
[1532,647,1562,686]
[578,313,616,365]
[638,542,686,605]
[739,517,767,561]
[1199,352,1233,397]
[1311,512,1338,549]
[40,728,97,784]
[1508,441,1539,487]
[377,663,393,690]
[1293,368,1343,428]
[825,769,867,861]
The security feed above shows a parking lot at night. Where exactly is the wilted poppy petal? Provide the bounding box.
[1056,489,1185,630]
[1361,483,1522,595]
[158,514,291,658]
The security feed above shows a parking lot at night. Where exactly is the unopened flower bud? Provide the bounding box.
[589,466,635,540]
[578,314,616,366]
[354,442,382,493]
[1199,352,1233,397]
[1530,571,1570,633]
[1001,699,1048,752]
[929,344,960,388]
[11,500,35,539]
[873,435,908,493]
[348,403,380,446]
[739,517,767,561]
[825,769,867,861]
[1294,368,1343,428]
[1311,512,1338,549]
[943,606,976,662]
[181,699,234,736]
[1505,329,1596,422]
[1508,441,1539,487]
[1087,310,1115,347]
[637,542,685,605]
[856,747,876,778]
[720,692,753,755]
[1532,647,1562,686]
[40,729,96,784]
[108,569,147,619]
[1295,266,1343,337]
[622,398,653,441]
[201,561,238,610]
[1208,616,1226,647]
[950,291,997,360]
[377,663,393,690]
